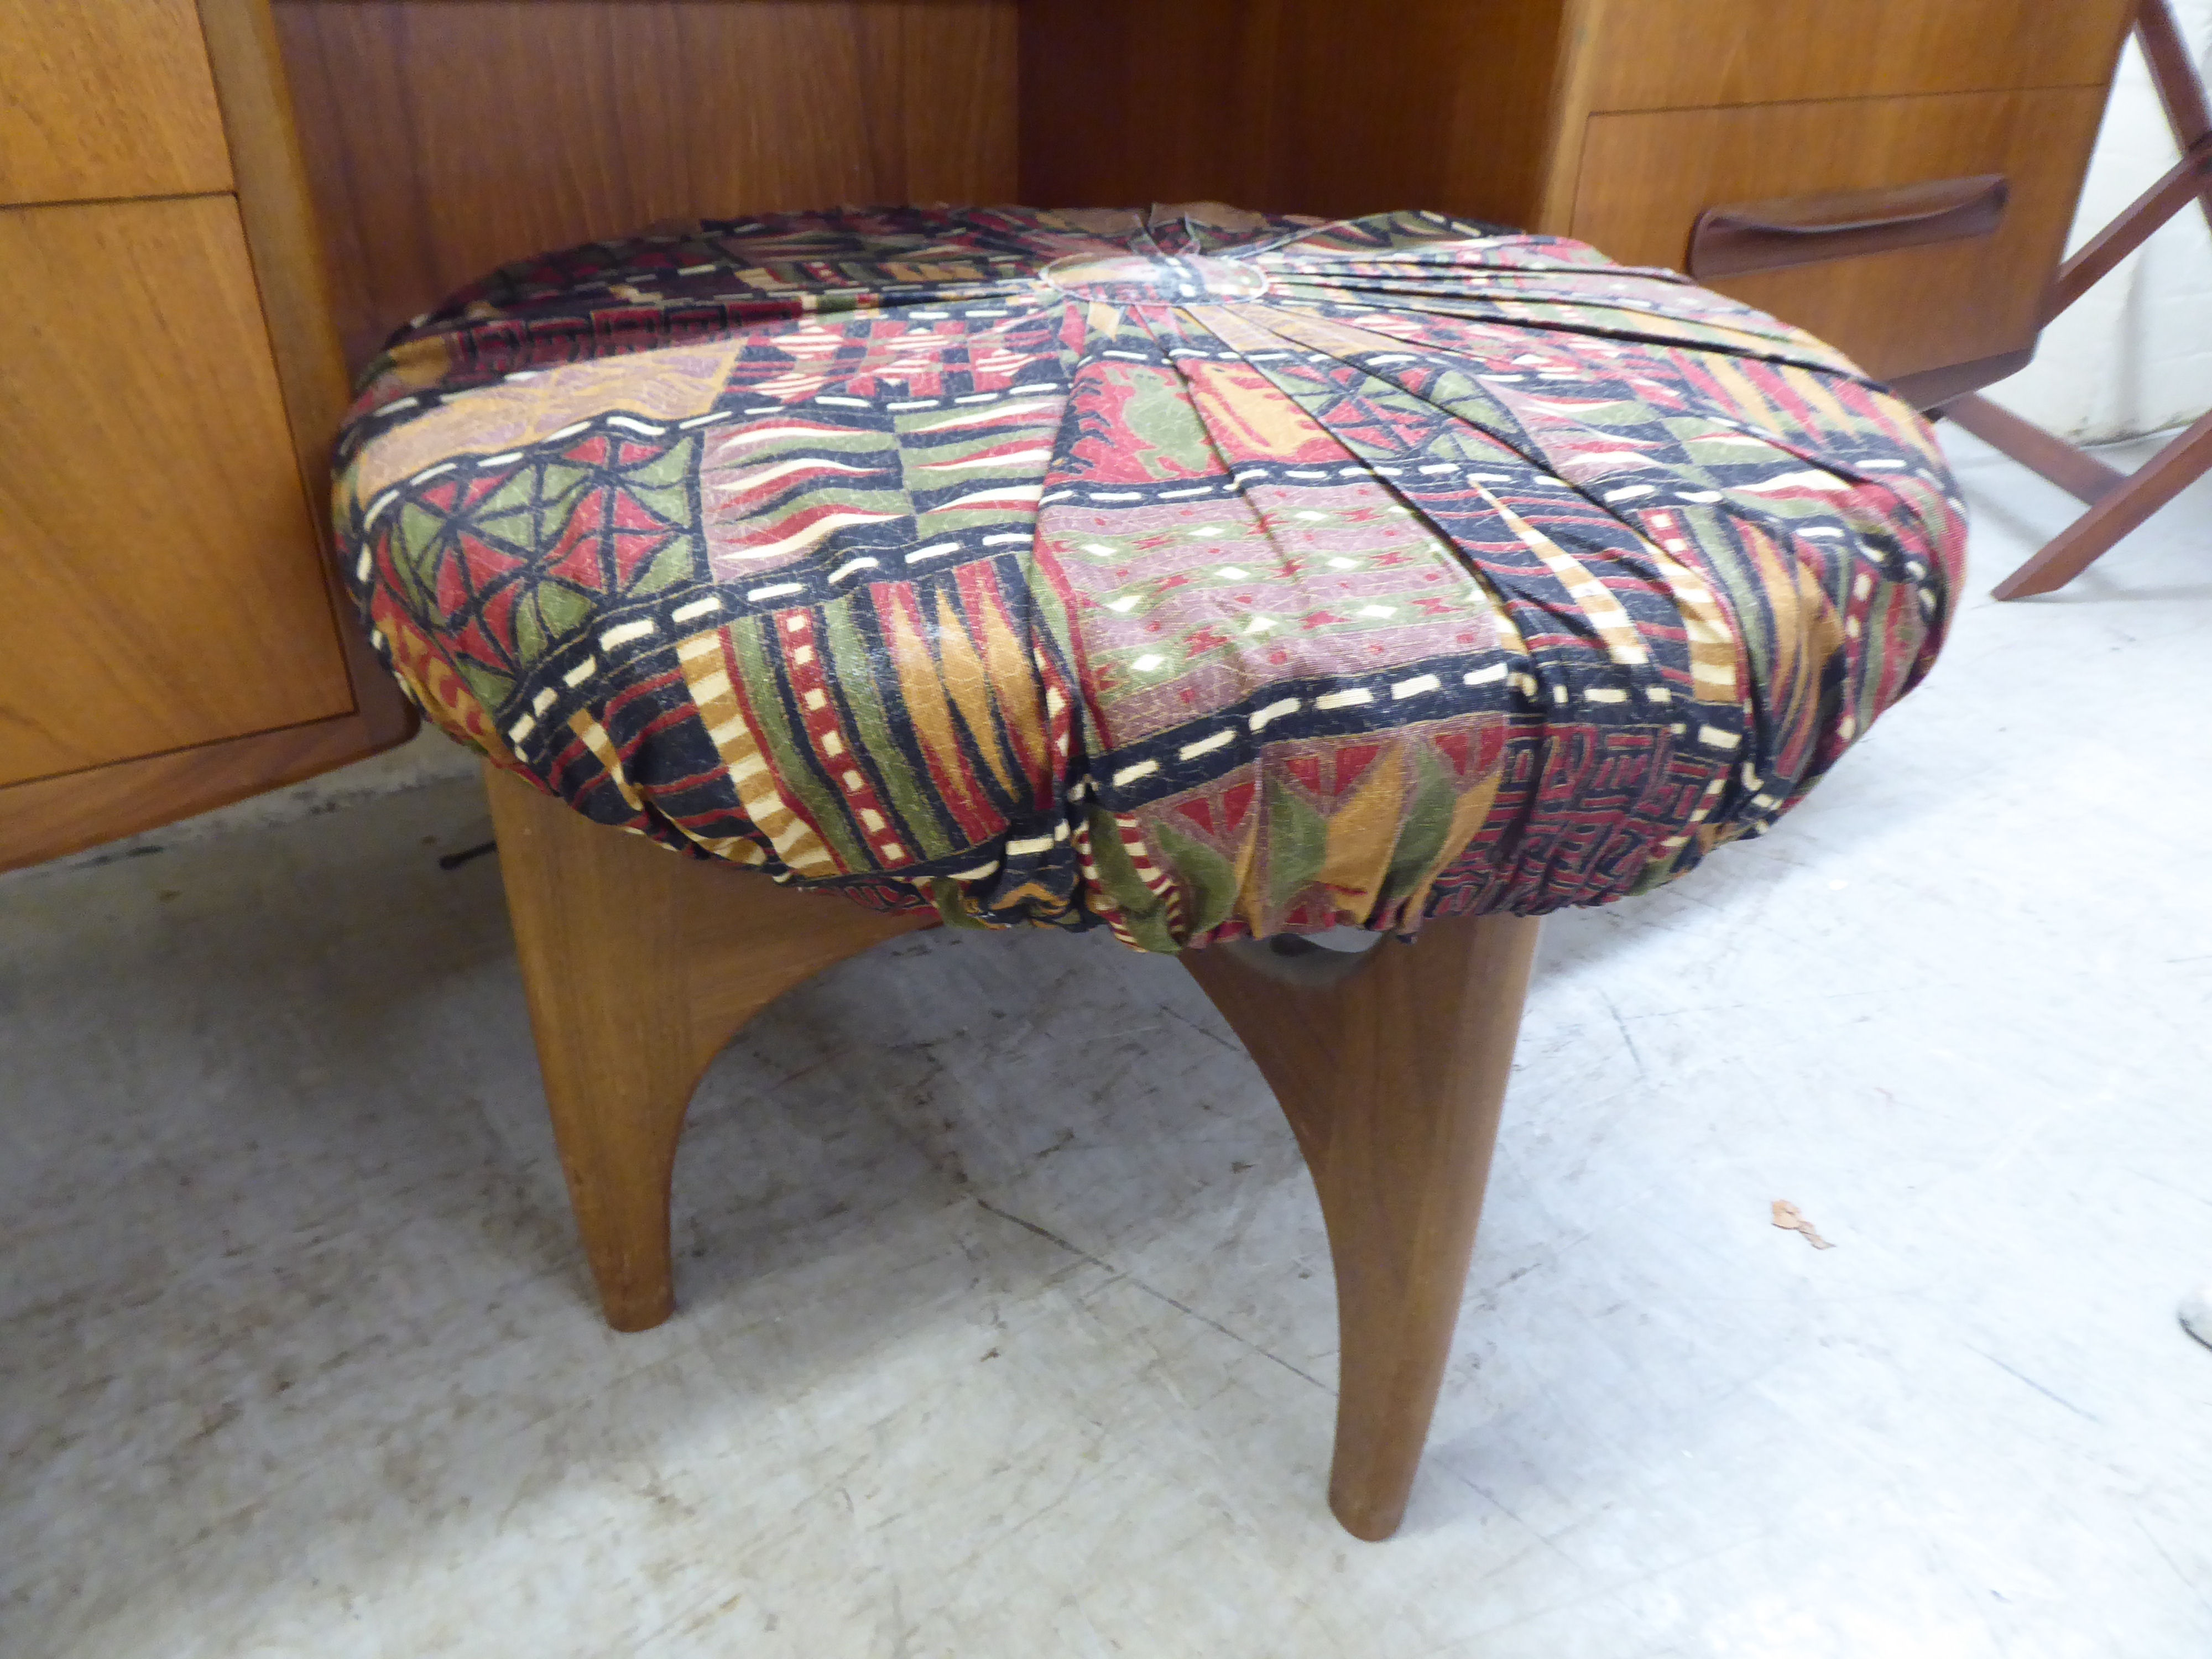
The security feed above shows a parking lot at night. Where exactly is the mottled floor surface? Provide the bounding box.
[4,430,2209,1658]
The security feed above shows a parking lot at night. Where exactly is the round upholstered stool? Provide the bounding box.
[334,204,1963,1537]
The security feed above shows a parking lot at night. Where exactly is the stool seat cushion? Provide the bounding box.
[333,205,1963,951]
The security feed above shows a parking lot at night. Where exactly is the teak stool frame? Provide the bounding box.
[1944,0,2212,599]
[484,765,1540,1541]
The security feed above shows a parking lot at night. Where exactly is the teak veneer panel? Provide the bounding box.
[1019,0,1577,231]
[0,0,235,206]
[0,713,390,872]
[1581,0,2136,113]
[273,0,1020,367]
[197,0,418,739]
[0,197,354,789]
[198,0,360,522]
[1571,87,2109,380]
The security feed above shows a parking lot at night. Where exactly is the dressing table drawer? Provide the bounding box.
[1569,85,2108,382]
[1582,0,2132,113]
[0,0,233,206]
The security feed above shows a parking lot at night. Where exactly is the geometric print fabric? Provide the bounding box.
[334,203,1965,951]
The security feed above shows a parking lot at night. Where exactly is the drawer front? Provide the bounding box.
[0,198,354,789]
[1569,87,2107,382]
[0,0,234,204]
[1583,0,2133,113]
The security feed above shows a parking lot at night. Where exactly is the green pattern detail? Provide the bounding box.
[514,598,546,666]
[622,435,696,528]
[1081,809,1180,953]
[471,468,540,530]
[534,581,592,639]
[723,615,870,872]
[820,601,957,860]
[1149,815,1240,938]
[1261,773,1330,920]
[456,661,513,712]
[633,538,695,597]
[393,503,447,618]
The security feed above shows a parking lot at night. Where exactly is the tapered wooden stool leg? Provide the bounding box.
[484,765,934,1331]
[1182,912,1541,1541]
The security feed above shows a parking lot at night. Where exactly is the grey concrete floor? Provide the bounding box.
[3,429,2209,1657]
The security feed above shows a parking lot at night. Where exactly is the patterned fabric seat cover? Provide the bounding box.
[334,205,1963,952]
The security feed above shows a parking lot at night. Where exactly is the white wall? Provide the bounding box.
[1983,0,2212,444]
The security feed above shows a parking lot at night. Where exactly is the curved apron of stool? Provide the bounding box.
[483,763,935,1332]
[489,758,1540,1538]
[1182,911,1541,1541]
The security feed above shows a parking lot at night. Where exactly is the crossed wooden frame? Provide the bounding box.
[487,765,1543,1541]
[1943,0,2212,599]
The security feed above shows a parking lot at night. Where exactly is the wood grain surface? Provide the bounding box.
[485,764,935,1332]
[1020,0,1574,231]
[1986,404,2212,599]
[0,197,354,791]
[1571,87,2109,380]
[273,0,1019,367]
[198,0,418,753]
[1184,914,1542,1540]
[1580,0,2135,113]
[0,0,235,205]
[0,713,388,873]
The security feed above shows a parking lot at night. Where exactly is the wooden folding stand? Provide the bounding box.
[1943,0,2212,599]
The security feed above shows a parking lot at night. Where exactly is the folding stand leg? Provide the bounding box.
[1950,0,2212,598]
[1980,406,2212,599]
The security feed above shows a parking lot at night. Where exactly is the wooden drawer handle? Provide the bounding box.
[1687,173,2009,278]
